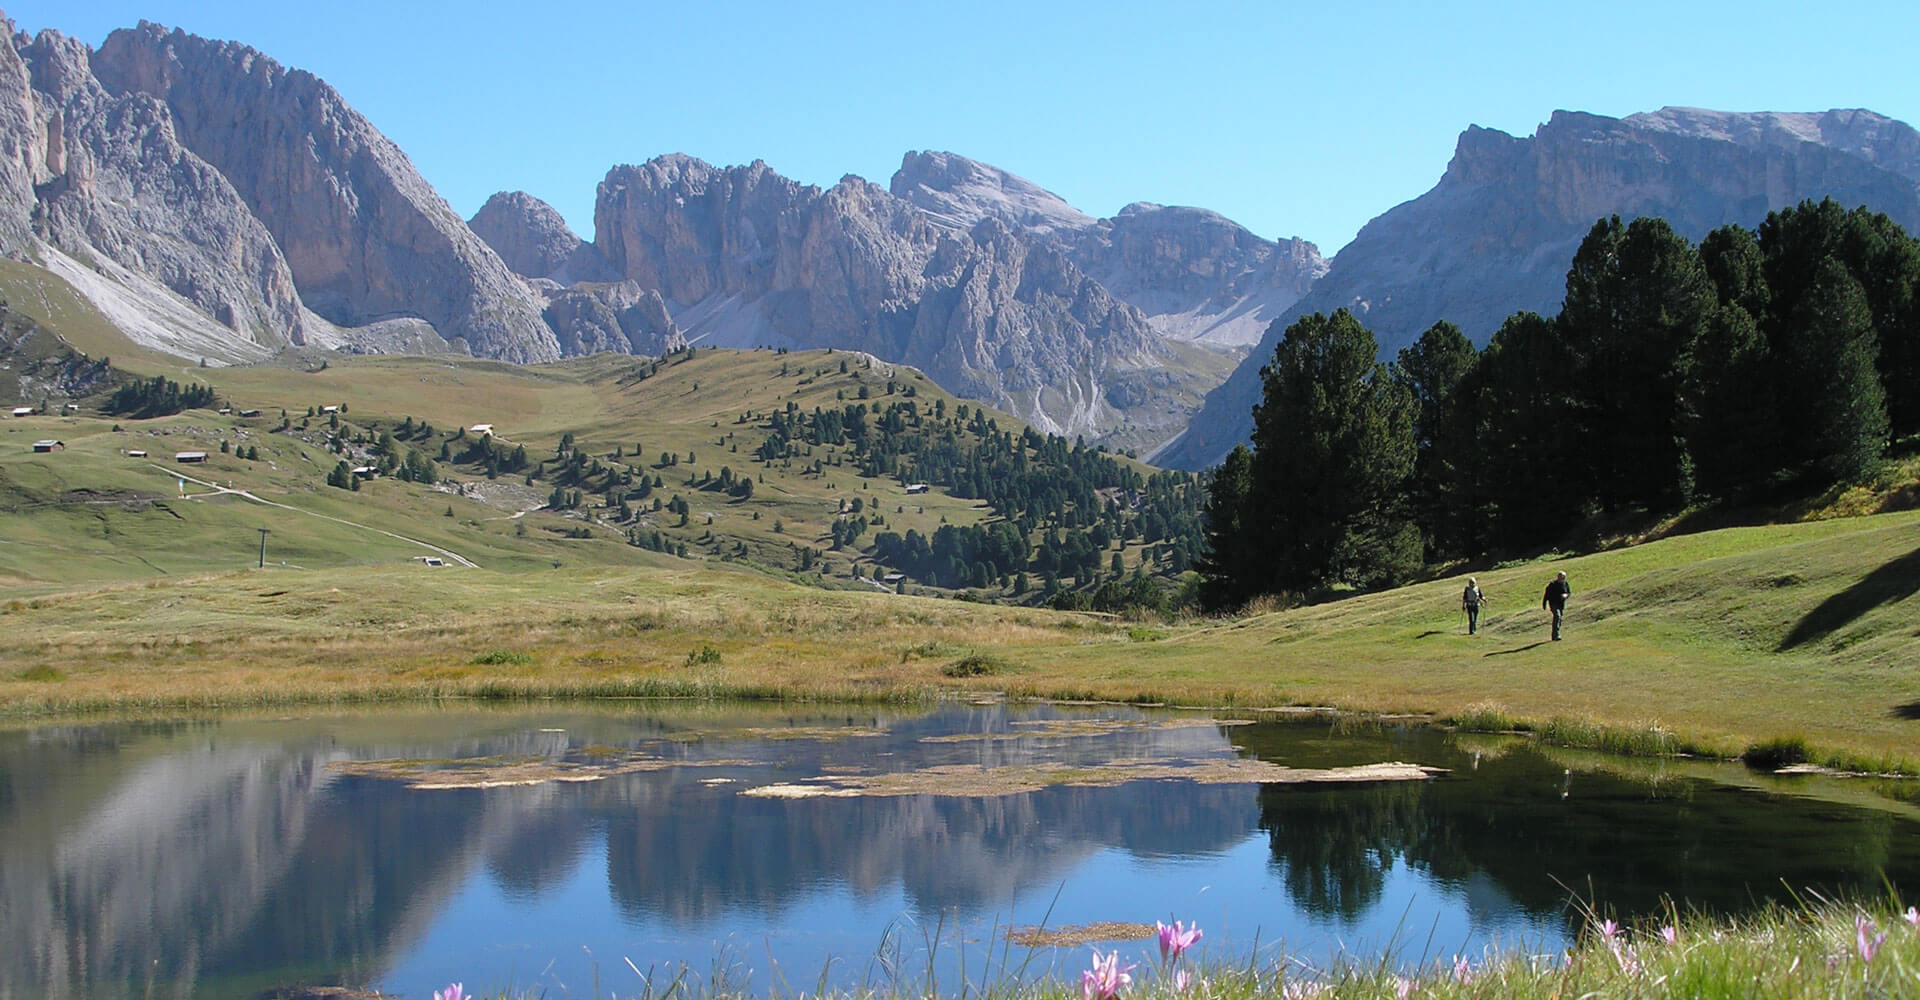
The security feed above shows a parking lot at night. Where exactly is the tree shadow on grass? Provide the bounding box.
[1484,641,1551,657]
[1778,546,1920,651]
[1894,701,1920,721]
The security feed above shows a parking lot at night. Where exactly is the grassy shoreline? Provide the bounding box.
[3,507,1918,774]
[434,900,1920,1000]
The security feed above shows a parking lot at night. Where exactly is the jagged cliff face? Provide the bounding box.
[2,26,304,359]
[1158,107,1920,471]
[0,17,563,364]
[468,189,612,284]
[591,153,1181,442]
[890,151,1326,348]
[89,22,558,362]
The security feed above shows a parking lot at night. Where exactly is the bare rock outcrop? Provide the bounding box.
[595,154,1174,443]
[469,190,612,284]
[6,23,304,355]
[891,149,1093,237]
[1159,107,1920,470]
[890,151,1324,348]
[1070,202,1325,346]
[542,280,684,357]
[88,21,559,362]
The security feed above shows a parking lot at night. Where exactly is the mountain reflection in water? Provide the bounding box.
[1,704,1916,999]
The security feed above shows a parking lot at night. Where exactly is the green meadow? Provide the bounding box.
[1,258,1917,775]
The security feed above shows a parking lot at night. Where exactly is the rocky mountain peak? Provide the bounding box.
[1624,107,1920,182]
[90,21,560,362]
[468,190,610,283]
[890,150,1092,236]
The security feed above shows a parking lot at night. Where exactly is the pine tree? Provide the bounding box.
[1243,310,1418,595]
[1778,257,1888,486]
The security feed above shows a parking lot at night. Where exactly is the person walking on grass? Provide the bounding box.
[1541,571,1571,641]
[1461,577,1485,635]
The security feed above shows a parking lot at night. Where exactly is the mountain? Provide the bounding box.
[1157,107,1920,470]
[889,151,1326,347]
[0,16,561,363]
[0,12,1319,451]
[588,153,1176,443]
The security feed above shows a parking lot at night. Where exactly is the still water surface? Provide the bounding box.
[4,702,1918,999]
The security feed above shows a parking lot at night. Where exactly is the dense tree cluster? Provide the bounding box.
[103,375,216,418]
[757,397,1206,597]
[1202,199,1917,609]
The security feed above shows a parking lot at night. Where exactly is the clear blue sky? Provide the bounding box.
[10,1,1917,255]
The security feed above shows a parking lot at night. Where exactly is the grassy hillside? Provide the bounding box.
[2,337,1202,599]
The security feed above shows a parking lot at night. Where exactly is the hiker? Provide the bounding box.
[1461,577,1485,634]
[1541,571,1571,641]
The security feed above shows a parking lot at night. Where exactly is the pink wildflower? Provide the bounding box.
[1156,920,1203,964]
[1659,925,1678,945]
[1081,949,1136,1000]
[434,985,466,1000]
[1906,906,1919,928]
[1393,975,1414,999]
[1173,968,1194,994]
[1857,914,1885,963]
[1596,918,1620,943]
[1452,954,1473,983]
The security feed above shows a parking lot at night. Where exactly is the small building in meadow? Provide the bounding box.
[32,440,63,452]
[238,409,261,418]
[905,483,930,495]
[175,451,208,463]
[126,449,148,458]
[9,406,33,418]
[469,423,494,435]
[351,466,379,479]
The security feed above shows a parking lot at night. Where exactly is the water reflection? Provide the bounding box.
[0,705,1915,999]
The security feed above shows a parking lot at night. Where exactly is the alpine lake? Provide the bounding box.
[6,701,1919,1000]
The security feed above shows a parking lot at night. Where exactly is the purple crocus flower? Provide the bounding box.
[1156,920,1203,964]
[434,985,466,1000]
[1081,949,1136,1000]
[1857,914,1885,963]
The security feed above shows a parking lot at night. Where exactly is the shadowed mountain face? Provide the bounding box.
[1159,107,1920,470]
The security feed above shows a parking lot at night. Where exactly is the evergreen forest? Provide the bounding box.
[1200,198,1919,609]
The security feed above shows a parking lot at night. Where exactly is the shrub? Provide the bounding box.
[943,653,1010,677]
[468,650,533,666]
[1742,735,1812,770]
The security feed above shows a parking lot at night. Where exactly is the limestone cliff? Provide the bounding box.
[4,23,303,358]
[890,151,1326,348]
[88,21,559,361]
[468,190,612,284]
[594,154,1175,443]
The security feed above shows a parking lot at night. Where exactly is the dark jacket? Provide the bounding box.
[1542,579,1570,610]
